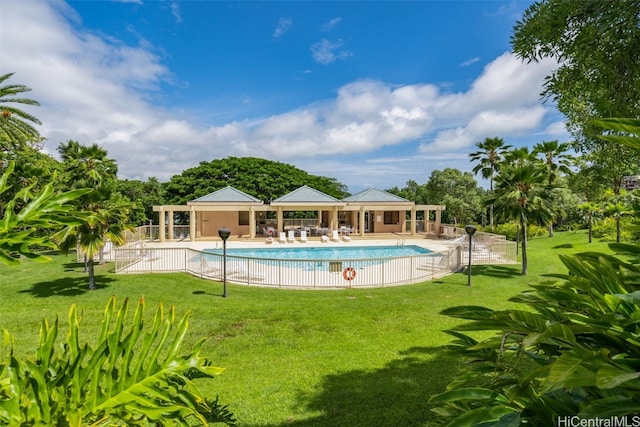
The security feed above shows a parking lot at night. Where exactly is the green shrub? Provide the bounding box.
[592,217,635,241]
[491,223,547,240]
[0,296,236,426]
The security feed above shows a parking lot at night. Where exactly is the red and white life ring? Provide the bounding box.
[343,267,356,281]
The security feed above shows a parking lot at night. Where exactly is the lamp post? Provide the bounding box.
[464,225,477,287]
[218,227,231,297]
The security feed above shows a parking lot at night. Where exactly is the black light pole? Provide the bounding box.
[218,227,231,297]
[464,225,477,287]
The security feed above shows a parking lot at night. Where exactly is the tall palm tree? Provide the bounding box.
[488,163,553,275]
[55,141,128,289]
[0,73,42,150]
[533,140,574,236]
[469,137,512,231]
[578,201,599,243]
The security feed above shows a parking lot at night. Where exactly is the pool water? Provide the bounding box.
[204,245,431,260]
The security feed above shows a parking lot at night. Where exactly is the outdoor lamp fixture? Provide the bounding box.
[218,227,231,297]
[464,225,477,287]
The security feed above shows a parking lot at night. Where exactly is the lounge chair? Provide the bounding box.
[331,230,341,242]
[342,233,351,242]
[287,230,296,243]
[321,234,329,243]
[300,230,308,243]
[278,232,287,243]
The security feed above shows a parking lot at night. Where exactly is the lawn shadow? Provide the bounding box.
[472,265,521,279]
[253,346,457,427]
[192,290,225,298]
[19,276,115,297]
[552,244,574,249]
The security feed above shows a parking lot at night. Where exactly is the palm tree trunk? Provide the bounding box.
[616,217,621,243]
[588,212,593,243]
[521,219,528,275]
[548,222,554,238]
[489,178,494,232]
[88,257,96,290]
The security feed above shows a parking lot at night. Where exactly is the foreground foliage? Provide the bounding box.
[431,243,640,425]
[0,296,235,426]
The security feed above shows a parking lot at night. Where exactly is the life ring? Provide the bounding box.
[343,267,356,281]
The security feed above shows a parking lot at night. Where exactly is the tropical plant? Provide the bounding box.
[55,141,131,288]
[578,201,600,243]
[488,163,553,274]
[0,161,89,265]
[0,296,235,426]
[0,72,42,151]
[533,140,574,236]
[469,137,512,231]
[604,199,634,243]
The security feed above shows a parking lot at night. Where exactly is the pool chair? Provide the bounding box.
[321,234,329,243]
[331,230,341,242]
[300,230,308,243]
[342,233,351,242]
[287,230,296,243]
[278,232,287,243]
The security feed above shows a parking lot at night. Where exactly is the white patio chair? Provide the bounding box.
[300,230,308,243]
[278,232,287,243]
[287,230,296,243]
[331,230,340,242]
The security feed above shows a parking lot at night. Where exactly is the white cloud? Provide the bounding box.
[322,17,342,32]
[170,2,182,23]
[310,39,352,64]
[273,17,292,39]
[2,0,561,190]
[459,57,480,68]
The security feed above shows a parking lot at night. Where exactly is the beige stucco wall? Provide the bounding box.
[371,210,403,233]
[198,211,251,238]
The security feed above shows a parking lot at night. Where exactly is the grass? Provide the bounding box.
[0,231,614,426]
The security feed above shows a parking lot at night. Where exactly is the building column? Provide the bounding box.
[317,210,323,228]
[435,208,442,238]
[167,210,174,240]
[410,207,416,235]
[277,208,283,232]
[359,207,365,237]
[332,206,338,230]
[189,207,196,242]
[249,207,256,238]
[159,208,166,243]
[424,209,430,234]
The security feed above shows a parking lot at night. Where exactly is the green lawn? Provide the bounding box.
[0,231,613,426]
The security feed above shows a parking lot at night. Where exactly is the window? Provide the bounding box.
[384,211,399,224]
[239,211,249,226]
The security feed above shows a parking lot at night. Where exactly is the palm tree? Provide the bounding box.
[0,73,42,150]
[533,140,574,236]
[55,141,128,289]
[469,137,512,231]
[488,163,553,275]
[605,200,633,243]
[578,201,599,243]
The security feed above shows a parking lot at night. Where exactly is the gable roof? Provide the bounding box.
[342,187,410,203]
[272,185,341,203]
[190,186,262,203]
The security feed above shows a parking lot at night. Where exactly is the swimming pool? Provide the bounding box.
[203,245,432,260]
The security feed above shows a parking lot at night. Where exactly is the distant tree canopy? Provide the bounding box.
[164,157,349,205]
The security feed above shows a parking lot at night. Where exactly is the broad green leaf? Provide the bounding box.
[595,365,640,389]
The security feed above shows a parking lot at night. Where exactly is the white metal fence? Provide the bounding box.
[114,246,465,289]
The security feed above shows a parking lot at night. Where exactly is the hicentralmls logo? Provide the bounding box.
[557,416,640,427]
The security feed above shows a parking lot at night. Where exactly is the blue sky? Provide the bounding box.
[1,0,566,193]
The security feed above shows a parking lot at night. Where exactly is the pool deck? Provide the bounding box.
[142,235,455,253]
